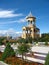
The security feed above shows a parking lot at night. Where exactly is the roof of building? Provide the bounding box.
[26,11,36,19]
[28,11,33,17]
[36,28,40,30]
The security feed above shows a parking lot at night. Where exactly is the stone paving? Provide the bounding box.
[0,61,8,65]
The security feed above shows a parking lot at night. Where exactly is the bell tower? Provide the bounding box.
[22,12,40,39]
[26,11,36,27]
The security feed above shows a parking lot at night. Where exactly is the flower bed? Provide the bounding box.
[4,56,43,65]
[0,52,2,60]
[0,52,43,65]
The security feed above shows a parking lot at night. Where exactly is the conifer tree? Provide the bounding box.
[44,53,49,65]
[1,43,15,61]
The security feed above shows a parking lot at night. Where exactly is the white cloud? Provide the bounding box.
[0,18,26,25]
[0,28,22,37]
[18,18,26,22]
[0,21,17,25]
[0,10,23,18]
[16,31,22,34]
[0,30,7,34]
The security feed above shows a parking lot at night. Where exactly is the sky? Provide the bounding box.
[0,0,49,36]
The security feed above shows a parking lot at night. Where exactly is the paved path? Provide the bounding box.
[0,61,8,65]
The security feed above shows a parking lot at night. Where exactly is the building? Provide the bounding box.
[22,12,40,39]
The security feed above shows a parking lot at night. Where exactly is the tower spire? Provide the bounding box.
[28,11,33,17]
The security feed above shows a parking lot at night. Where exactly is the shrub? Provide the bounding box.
[45,42,48,45]
[1,43,15,61]
[16,44,30,60]
[44,53,49,65]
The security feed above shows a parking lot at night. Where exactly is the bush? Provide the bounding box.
[44,53,49,65]
[16,44,30,60]
[1,43,15,61]
[45,42,48,45]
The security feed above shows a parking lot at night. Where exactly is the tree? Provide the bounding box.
[44,53,49,65]
[16,44,30,61]
[1,43,15,61]
[17,38,27,44]
[45,42,48,45]
[17,37,33,44]
[0,37,5,45]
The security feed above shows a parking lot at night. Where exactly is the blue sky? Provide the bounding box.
[0,0,49,35]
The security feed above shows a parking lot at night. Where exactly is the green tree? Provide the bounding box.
[16,44,30,60]
[17,38,24,43]
[44,53,49,65]
[0,37,5,45]
[17,37,33,44]
[1,43,15,61]
[26,37,33,43]
[45,42,48,45]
